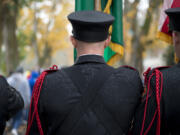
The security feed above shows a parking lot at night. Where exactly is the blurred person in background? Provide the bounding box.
[0,75,24,135]
[28,70,39,95]
[8,67,31,135]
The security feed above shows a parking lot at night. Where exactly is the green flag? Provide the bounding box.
[74,0,123,65]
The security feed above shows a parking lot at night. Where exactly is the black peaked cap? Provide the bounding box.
[68,10,114,42]
[165,7,180,32]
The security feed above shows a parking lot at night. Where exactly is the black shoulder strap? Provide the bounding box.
[59,66,124,135]
[68,65,113,109]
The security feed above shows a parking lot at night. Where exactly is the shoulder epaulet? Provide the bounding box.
[44,65,59,73]
[26,65,58,135]
[143,66,170,85]
[121,65,137,71]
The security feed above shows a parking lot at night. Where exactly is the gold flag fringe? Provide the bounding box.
[104,0,124,66]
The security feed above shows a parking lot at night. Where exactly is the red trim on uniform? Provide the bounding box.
[121,65,136,71]
[141,67,165,135]
[26,65,58,135]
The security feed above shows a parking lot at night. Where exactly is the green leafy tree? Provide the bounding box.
[0,0,39,74]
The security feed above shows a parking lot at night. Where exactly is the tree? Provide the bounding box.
[0,0,19,74]
[17,0,71,68]
[123,0,163,74]
[0,0,37,74]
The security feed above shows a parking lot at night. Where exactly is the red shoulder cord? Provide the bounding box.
[140,67,163,135]
[121,65,137,71]
[26,65,58,135]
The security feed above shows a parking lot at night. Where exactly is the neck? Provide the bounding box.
[77,50,103,57]
[76,43,104,58]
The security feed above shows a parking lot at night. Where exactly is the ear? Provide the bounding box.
[104,36,111,48]
[70,36,77,48]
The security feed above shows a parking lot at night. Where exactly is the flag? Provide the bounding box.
[74,0,124,66]
[157,0,180,44]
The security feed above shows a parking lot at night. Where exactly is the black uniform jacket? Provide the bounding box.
[29,55,143,135]
[0,76,24,134]
[133,63,180,135]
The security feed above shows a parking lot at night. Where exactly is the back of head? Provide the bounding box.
[15,67,24,74]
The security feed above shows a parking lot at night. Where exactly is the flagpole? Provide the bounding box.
[94,0,101,11]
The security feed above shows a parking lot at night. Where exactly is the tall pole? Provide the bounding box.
[94,0,101,11]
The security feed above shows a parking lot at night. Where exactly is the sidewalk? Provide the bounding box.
[4,124,26,135]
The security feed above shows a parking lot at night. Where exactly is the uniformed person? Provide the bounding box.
[0,75,24,134]
[132,7,180,135]
[26,11,143,135]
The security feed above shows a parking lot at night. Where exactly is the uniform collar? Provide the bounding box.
[75,55,106,65]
